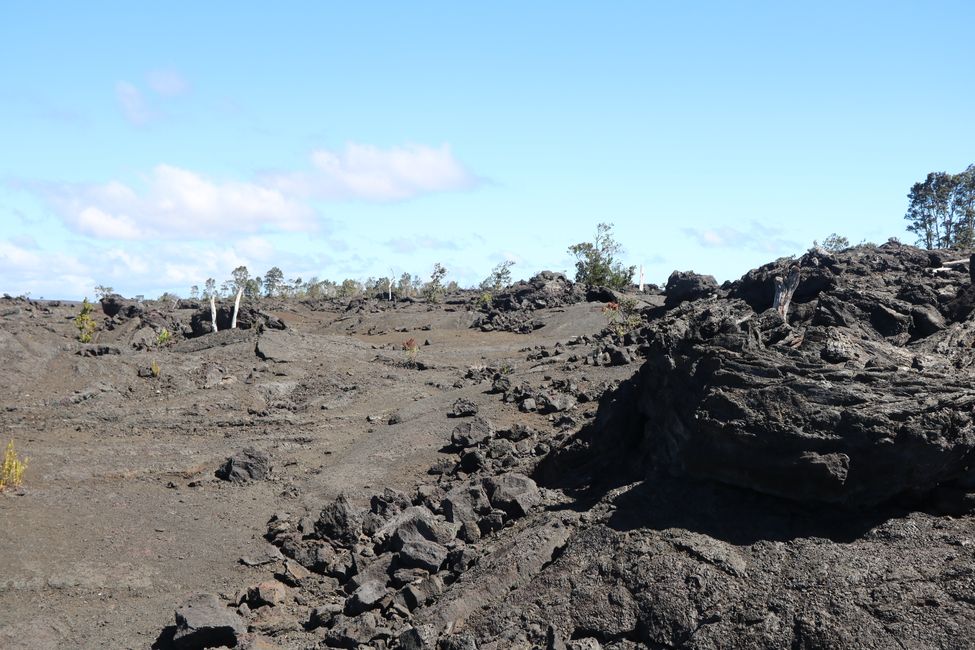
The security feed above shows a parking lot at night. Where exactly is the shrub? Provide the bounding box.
[602,297,641,338]
[74,298,97,343]
[402,338,419,366]
[150,359,161,378]
[0,440,28,491]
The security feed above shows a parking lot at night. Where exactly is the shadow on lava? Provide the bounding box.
[604,474,905,545]
[534,372,911,545]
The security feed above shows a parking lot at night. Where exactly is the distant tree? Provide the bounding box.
[567,223,635,289]
[94,285,114,300]
[244,278,261,299]
[338,278,363,298]
[398,272,414,298]
[954,166,975,248]
[423,263,448,302]
[189,285,200,300]
[264,266,284,297]
[815,233,850,252]
[905,165,975,249]
[480,260,515,293]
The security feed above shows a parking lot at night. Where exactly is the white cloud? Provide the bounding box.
[115,81,153,126]
[147,69,189,97]
[34,165,316,240]
[683,221,801,254]
[0,239,95,298]
[266,143,478,201]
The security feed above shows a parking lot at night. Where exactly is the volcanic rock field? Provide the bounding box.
[3,242,975,649]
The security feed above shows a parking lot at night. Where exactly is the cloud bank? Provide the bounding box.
[16,143,478,241]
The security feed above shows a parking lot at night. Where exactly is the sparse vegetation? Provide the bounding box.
[0,440,28,492]
[150,359,161,378]
[568,223,635,290]
[74,298,97,343]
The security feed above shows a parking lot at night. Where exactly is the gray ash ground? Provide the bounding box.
[2,242,975,649]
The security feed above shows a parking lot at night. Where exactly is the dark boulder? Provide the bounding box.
[315,494,363,548]
[216,447,271,483]
[663,271,718,309]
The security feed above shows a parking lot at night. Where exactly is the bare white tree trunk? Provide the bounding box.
[388,277,393,301]
[231,288,243,329]
[210,295,219,333]
[639,265,645,292]
[773,266,801,322]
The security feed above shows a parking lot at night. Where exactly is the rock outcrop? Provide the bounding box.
[638,242,975,508]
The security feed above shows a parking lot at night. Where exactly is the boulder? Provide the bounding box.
[664,271,718,309]
[315,494,363,548]
[398,538,448,573]
[483,473,541,518]
[216,447,271,483]
[451,417,494,448]
[448,398,479,418]
[172,593,246,648]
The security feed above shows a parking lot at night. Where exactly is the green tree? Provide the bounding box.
[264,266,284,297]
[480,260,515,293]
[338,278,363,298]
[398,272,414,298]
[230,266,250,295]
[904,166,975,249]
[567,223,635,289]
[94,285,114,300]
[203,278,218,299]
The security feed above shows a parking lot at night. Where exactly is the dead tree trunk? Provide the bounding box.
[773,266,800,322]
[210,295,219,333]
[231,288,243,329]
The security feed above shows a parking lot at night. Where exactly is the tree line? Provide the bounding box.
[905,164,975,249]
[92,223,641,303]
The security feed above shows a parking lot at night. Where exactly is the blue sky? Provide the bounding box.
[2,2,974,299]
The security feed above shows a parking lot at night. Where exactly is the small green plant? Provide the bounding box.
[74,298,97,343]
[1,440,28,491]
[476,291,494,310]
[402,338,419,366]
[150,359,161,378]
[156,328,172,346]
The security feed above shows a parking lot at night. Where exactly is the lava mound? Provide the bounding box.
[639,242,975,508]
